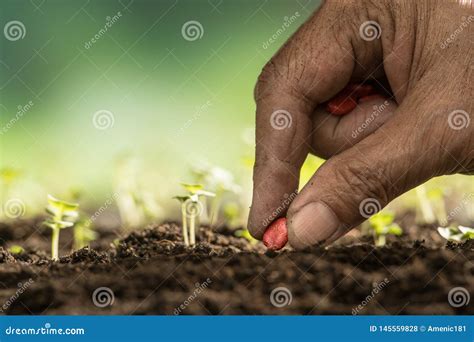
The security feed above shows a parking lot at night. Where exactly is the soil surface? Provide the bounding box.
[0,212,473,315]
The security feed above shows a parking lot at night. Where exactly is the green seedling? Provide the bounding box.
[235,229,258,244]
[8,245,24,254]
[367,212,403,247]
[42,195,79,260]
[416,185,436,224]
[174,183,215,247]
[427,188,448,225]
[437,225,474,242]
[191,165,240,227]
[74,218,98,250]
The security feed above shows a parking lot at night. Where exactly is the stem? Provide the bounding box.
[375,234,386,247]
[190,214,195,246]
[181,204,189,246]
[435,200,448,226]
[51,226,60,260]
[416,186,436,224]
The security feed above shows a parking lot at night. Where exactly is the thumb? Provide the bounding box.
[286,96,449,249]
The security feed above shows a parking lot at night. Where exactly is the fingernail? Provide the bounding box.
[288,202,341,249]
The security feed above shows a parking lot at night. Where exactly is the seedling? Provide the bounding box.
[367,212,402,247]
[42,195,79,260]
[174,183,215,247]
[73,218,98,250]
[235,229,258,244]
[437,225,474,242]
[8,245,24,254]
[191,164,240,227]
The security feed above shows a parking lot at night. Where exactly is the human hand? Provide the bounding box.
[248,0,473,249]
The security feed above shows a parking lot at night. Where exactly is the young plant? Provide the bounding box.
[73,218,98,250]
[42,195,79,260]
[367,212,403,247]
[191,164,240,227]
[437,225,474,242]
[8,245,24,255]
[174,183,215,247]
[415,185,436,224]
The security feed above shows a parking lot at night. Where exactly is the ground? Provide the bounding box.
[0,213,472,315]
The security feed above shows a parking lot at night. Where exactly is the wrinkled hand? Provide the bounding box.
[248,0,473,249]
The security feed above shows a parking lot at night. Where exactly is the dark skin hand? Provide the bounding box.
[248,0,473,249]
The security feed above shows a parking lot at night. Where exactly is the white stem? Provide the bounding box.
[190,214,195,246]
[51,227,60,260]
[181,204,189,246]
[416,186,436,224]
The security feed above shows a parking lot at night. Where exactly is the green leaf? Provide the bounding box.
[8,245,24,254]
[180,183,204,194]
[173,195,190,203]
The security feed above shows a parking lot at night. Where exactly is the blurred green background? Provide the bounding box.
[1,0,472,227]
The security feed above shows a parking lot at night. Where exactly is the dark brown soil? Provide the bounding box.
[0,212,472,315]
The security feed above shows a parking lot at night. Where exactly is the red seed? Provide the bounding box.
[263,217,288,251]
[326,83,384,116]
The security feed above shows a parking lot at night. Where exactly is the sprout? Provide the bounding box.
[367,212,403,247]
[73,218,98,250]
[191,164,240,227]
[235,229,258,244]
[174,183,215,247]
[42,195,79,260]
[437,225,474,242]
[8,245,24,254]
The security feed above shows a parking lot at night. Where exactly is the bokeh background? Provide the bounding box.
[1,0,472,228]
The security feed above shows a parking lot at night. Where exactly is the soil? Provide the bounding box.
[0,211,472,315]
